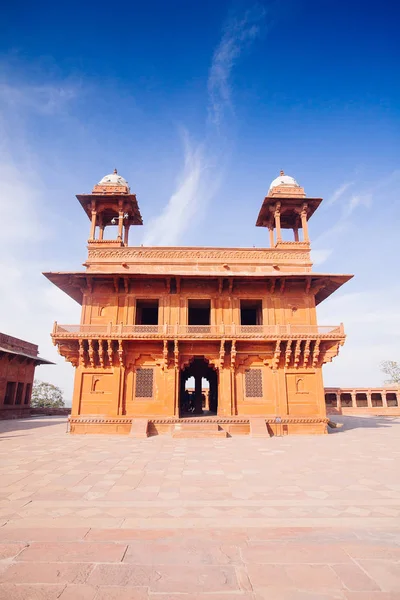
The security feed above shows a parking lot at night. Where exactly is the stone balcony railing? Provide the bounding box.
[52,322,344,340]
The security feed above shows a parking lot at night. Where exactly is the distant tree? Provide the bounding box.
[380,361,400,386]
[31,380,65,408]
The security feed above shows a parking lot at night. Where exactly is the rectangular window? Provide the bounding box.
[24,383,32,405]
[15,383,24,405]
[240,300,263,325]
[4,381,16,405]
[188,299,211,325]
[135,368,154,398]
[245,369,263,398]
[135,300,159,325]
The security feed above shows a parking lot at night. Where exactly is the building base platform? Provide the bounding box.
[68,415,329,436]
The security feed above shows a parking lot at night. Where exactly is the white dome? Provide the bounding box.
[269,172,299,191]
[98,169,128,187]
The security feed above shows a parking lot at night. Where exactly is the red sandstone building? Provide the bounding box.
[0,333,52,418]
[46,169,353,436]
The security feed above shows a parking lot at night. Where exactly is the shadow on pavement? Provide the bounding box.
[0,416,68,436]
[328,414,400,433]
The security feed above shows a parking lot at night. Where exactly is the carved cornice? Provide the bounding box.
[87,247,310,262]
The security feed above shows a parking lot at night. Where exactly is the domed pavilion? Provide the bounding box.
[44,169,352,437]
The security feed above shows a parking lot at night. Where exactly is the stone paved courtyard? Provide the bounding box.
[0,416,400,599]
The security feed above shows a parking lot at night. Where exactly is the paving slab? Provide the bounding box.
[0,415,400,598]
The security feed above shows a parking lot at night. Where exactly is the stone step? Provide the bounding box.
[129,418,149,438]
[175,422,221,431]
[172,429,228,438]
[249,417,271,437]
[171,423,228,438]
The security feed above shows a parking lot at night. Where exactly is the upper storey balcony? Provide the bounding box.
[52,322,345,342]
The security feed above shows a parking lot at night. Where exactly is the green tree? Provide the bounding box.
[380,361,400,385]
[31,380,65,408]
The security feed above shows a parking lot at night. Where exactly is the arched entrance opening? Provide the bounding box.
[180,357,218,416]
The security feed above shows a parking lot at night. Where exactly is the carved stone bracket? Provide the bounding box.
[230,340,237,371]
[312,339,321,368]
[219,339,225,369]
[107,339,113,367]
[294,339,302,368]
[88,339,95,368]
[162,339,168,371]
[303,339,311,367]
[285,339,293,368]
[78,339,86,367]
[174,339,179,370]
[118,340,124,367]
[98,340,105,368]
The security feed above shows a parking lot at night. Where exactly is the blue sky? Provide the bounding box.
[0,0,399,402]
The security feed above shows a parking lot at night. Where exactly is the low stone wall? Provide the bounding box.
[0,407,31,420]
[327,407,400,417]
[0,407,71,419]
[30,408,71,416]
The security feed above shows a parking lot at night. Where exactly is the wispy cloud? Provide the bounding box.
[0,150,78,403]
[208,5,266,127]
[143,132,220,245]
[0,71,81,403]
[313,169,397,263]
[0,82,77,115]
[326,181,354,206]
[144,5,267,246]
[342,192,372,218]
[310,248,333,266]
[0,155,47,242]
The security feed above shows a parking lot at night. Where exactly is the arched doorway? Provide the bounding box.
[180,357,218,416]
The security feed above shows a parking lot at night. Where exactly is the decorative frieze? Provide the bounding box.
[87,247,310,262]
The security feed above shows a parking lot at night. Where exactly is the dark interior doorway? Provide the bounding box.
[188,300,211,325]
[135,300,159,325]
[180,357,218,415]
[240,300,262,325]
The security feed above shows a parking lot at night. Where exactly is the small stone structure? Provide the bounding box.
[0,333,53,419]
[325,387,399,415]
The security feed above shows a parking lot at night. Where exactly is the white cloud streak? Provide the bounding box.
[143,133,219,245]
[310,248,333,266]
[326,181,354,206]
[0,76,80,404]
[314,169,398,252]
[0,82,77,115]
[143,5,266,246]
[208,5,265,127]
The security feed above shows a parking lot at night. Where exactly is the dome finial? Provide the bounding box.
[280,169,284,176]
[113,168,118,174]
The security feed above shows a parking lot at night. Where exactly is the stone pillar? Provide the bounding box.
[117,210,124,241]
[268,226,274,247]
[98,215,105,241]
[382,393,388,408]
[274,203,282,242]
[90,210,97,240]
[194,375,203,414]
[367,390,372,407]
[351,391,356,408]
[123,224,130,245]
[294,227,299,242]
[336,392,341,410]
[301,204,309,242]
